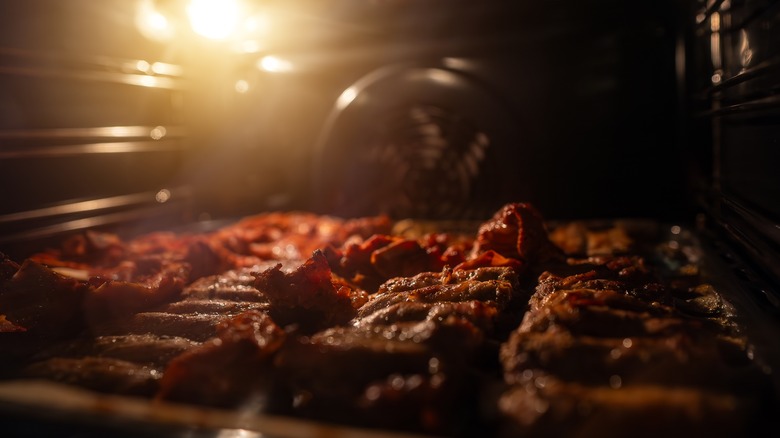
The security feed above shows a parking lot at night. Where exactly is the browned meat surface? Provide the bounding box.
[23,357,162,396]
[89,335,201,366]
[159,298,269,315]
[253,250,367,330]
[82,263,190,326]
[378,265,518,294]
[95,312,227,342]
[357,277,516,320]
[502,329,764,389]
[354,300,499,335]
[498,249,774,436]
[35,334,201,367]
[0,259,89,340]
[157,311,285,407]
[0,203,776,437]
[472,202,565,266]
[181,267,270,302]
[324,233,471,293]
[275,320,475,434]
[498,376,761,438]
[548,221,634,256]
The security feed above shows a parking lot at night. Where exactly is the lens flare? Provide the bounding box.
[187,0,240,40]
[136,0,174,41]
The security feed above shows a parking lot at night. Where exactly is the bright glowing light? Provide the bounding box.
[243,14,270,34]
[136,0,174,41]
[336,87,358,110]
[137,75,157,87]
[150,126,167,140]
[136,60,151,73]
[234,79,249,93]
[187,0,241,40]
[257,55,293,73]
[155,189,171,203]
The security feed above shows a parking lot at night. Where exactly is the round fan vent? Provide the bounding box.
[328,104,495,219]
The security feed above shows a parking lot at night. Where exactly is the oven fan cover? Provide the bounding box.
[313,66,525,220]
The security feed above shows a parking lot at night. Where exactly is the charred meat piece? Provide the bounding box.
[472,202,565,266]
[357,275,516,320]
[501,329,764,389]
[378,266,518,294]
[275,321,475,434]
[82,262,190,326]
[182,266,271,303]
[354,300,499,336]
[36,334,201,367]
[159,298,270,315]
[325,233,471,293]
[532,256,665,309]
[157,311,285,407]
[498,375,765,438]
[94,311,227,342]
[23,357,162,397]
[209,212,392,269]
[90,334,201,366]
[518,290,691,338]
[548,221,634,257]
[253,250,367,330]
[0,259,89,339]
[31,232,221,284]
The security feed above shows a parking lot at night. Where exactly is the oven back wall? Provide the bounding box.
[0,0,688,258]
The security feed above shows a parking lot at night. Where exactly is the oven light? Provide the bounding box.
[257,55,293,73]
[136,0,175,41]
[187,0,241,40]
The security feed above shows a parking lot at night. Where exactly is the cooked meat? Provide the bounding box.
[354,300,499,336]
[253,250,367,330]
[498,376,762,438]
[274,322,473,435]
[357,278,515,320]
[501,329,764,389]
[519,293,692,338]
[325,233,472,293]
[378,266,518,294]
[0,203,775,437]
[82,263,189,325]
[209,212,392,269]
[532,256,666,309]
[157,311,285,406]
[472,202,565,266]
[0,259,89,339]
[90,335,201,366]
[158,298,270,315]
[35,334,201,367]
[181,266,270,302]
[95,312,226,342]
[23,357,162,396]
[548,221,634,256]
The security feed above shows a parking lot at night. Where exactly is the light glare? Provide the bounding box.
[136,0,174,41]
[187,0,240,40]
[258,55,293,73]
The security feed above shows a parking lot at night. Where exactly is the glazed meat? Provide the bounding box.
[498,375,763,438]
[253,250,367,330]
[157,311,286,406]
[357,267,518,320]
[1,202,776,437]
[23,357,162,397]
[497,251,773,436]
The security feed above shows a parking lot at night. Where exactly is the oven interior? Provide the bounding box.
[1,0,780,436]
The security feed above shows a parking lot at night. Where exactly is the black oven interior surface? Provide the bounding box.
[1,0,780,437]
